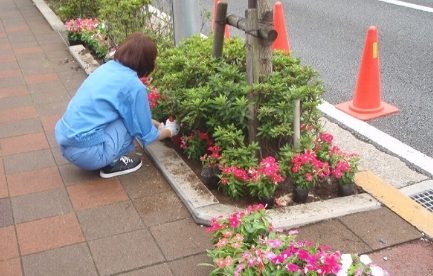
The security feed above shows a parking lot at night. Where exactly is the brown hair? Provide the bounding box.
[113,32,157,78]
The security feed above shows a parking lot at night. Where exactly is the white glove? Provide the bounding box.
[157,122,165,130]
[165,119,180,137]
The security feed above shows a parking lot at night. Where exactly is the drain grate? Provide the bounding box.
[410,189,433,212]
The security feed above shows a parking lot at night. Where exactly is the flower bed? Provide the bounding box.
[200,204,388,275]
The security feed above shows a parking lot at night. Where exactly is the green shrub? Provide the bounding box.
[151,34,326,199]
[54,0,99,22]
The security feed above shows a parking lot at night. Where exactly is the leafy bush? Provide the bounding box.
[53,0,99,22]
[151,34,326,199]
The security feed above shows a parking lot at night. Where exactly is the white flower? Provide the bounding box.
[371,265,385,276]
[336,270,348,276]
[338,254,353,275]
[360,254,372,265]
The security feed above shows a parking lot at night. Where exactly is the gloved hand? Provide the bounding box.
[157,122,165,130]
[165,119,180,137]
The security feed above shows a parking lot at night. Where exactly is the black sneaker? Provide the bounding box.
[100,156,142,178]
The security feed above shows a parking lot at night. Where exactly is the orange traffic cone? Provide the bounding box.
[335,26,398,121]
[212,0,230,39]
[272,1,290,54]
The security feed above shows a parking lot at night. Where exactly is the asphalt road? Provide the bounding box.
[200,0,433,159]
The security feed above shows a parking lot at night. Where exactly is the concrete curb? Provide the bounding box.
[32,0,65,31]
[319,101,433,178]
[144,141,381,229]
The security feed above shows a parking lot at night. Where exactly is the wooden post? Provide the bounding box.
[257,0,273,75]
[245,8,259,144]
[226,15,277,42]
[212,2,228,58]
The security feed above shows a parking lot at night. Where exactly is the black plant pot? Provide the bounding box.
[338,184,354,197]
[259,196,275,209]
[68,39,84,46]
[201,165,220,190]
[294,188,310,203]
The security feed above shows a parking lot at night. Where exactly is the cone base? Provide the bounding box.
[335,100,399,121]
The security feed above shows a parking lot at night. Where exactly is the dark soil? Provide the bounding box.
[163,139,365,209]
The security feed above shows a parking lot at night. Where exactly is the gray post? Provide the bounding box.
[172,0,201,45]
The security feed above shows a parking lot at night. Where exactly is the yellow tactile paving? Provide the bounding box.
[355,170,433,238]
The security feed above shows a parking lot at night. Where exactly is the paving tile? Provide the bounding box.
[0,132,49,156]
[0,68,21,79]
[339,207,423,250]
[19,65,54,76]
[45,131,58,148]
[0,106,38,123]
[77,201,144,240]
[0,10,21,20]
[34,101,68,117]
[0,118,42,139]
[2,149,55,175]
[118,263,174,276]
[13,46,42,54]
[0,55,16,63]
[67,178,129,210]
[8,35,36,44]
[0,258,22,276]
[58,163,101,186]
[0,85,28,98]
[24,73,60,84]
[0,60,18,70]
[169,253,213,276]
[22,243,98,276]
[0,94,33,110]
[0,46,12,55]
[0,198,13,228]
[367,239,433,275]
[133,190,190,227]
[0,44,11,50]
[27,81,65,94]
[11,188,73,223]
[5,26,29,32]
[0,225,18,261]
[16,213,84,255]
[49,58,83,73]
[0,75,25,89]
[52,147,70,166]
[121,154,172,199]
[6,30,33,39]
[57,70,87,93]
[40,114,61,132]
[16,56,49,68]
[7,166,63,197]
[44,49,71,59]
[150,218,211,261]
[295,219,372,254]
[0,158,7,199]
[15,53,47,62]
[31,89,71,105]
[34,32,64,43]
[88,229,165,275]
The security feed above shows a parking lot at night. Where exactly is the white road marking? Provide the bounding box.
[378,0,433,12]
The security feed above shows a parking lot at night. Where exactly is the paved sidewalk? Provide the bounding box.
[0,0,432,275]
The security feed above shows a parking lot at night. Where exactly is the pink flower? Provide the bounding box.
[287,263,299,272]
[216,258,225,268]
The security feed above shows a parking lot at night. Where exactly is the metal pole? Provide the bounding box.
[172,0,201,45]
[294,100,301,151]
